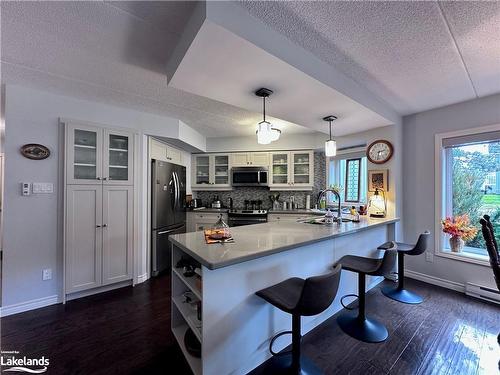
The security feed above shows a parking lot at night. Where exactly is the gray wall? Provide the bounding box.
[403,93,500,289]
[1,85,199,309]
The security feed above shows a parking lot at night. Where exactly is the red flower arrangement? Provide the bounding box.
[441,214,478,241]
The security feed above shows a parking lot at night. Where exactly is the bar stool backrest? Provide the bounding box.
[407,231,430,256]
[480,215,500,291]
[374,249,397,276]
[297,264,342,316]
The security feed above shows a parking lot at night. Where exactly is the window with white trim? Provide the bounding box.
[328,153,367,206]
[438,129,500,259]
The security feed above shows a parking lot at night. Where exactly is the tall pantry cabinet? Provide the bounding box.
[64,121,135,297]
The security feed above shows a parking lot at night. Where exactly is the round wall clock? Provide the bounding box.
[366,140,393,164]
[20,144,50,160]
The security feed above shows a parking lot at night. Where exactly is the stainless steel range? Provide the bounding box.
[228,209,268,227]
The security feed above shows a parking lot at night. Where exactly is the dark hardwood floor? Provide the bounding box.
[1,276,498,375]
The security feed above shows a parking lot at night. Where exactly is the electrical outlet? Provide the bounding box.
[425,252,434,262]
[42,268,52,281]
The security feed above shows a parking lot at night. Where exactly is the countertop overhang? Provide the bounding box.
[170,216,399,270]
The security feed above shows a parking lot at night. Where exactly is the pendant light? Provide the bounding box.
[255,88,281,144]
[323,115,338,157]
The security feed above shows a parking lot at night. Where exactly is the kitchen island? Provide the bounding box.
[169,216,399,375]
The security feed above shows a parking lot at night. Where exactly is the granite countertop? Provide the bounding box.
[170,216,399,270]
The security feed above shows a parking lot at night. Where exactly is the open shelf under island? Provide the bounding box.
[170,216,399,375]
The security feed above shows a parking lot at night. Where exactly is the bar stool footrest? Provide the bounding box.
[340,294,359,310]
[269,331,293,356]
[381,286,423,304]
[337,313,388,343]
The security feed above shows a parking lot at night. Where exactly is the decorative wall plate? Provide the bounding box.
[20,144,50,160]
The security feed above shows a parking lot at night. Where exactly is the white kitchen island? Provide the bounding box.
[169,216,399,375]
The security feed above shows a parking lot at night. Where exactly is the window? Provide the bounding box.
[437,126,500,262]
[328,154,367,205]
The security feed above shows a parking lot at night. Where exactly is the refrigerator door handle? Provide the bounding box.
[173,171,180,209]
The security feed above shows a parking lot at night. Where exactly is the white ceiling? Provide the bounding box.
[0,1,310,138]
[1,1,499,139]
[170,21,391,136]
[239,1,500,115]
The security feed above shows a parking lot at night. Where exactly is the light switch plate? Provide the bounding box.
[21,182,31,196]
[32,182,54,194]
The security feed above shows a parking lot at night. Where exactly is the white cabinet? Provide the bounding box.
[65,185,103,293]
[231,152,269,167]
[150,138,182,165]
[187,212,228,233]
[192,154,231,190]
[269,151,314,191]
[64,122,135,297]
[66,123,134,185]
[102,186,133,285]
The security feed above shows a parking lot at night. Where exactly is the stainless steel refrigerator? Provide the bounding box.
[151,159,186,276]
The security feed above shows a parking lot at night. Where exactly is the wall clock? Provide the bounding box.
[366,140,393,164]
[20,144,50,160]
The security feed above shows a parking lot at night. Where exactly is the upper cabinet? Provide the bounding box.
[192,154,231,190]
[231,152,269,167]
[150,138,183,165]
[66,122,134,185]
[269,151,314,190]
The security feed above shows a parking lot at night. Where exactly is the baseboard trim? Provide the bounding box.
[136,273,148,284]
[405,269,465,293]
[0,295,60,317]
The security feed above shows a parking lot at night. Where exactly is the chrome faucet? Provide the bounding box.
[317,189,342,224]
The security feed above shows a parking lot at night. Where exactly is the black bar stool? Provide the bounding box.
[335,248,397,343]
[255,264,342,375]
[379,231,430,304]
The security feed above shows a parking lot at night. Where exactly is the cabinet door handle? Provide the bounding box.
[96,225,101,228]
[103,224,108,228]
[103,177,108,181]
[96,177,101,181]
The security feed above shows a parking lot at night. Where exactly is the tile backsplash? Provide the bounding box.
[193,152,326,209]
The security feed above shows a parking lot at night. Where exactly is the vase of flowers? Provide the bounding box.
[441,214,478,253]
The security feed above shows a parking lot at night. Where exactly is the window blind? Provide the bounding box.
[442,131,500,148]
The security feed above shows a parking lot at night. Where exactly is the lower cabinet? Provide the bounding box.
[187,212,228,233]
[65,185,133,294]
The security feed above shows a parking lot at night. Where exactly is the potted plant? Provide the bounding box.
[441,214,478,253]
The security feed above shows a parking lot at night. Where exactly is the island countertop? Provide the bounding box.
[170,216,399,270]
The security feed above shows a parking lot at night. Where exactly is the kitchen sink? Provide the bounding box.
[300,217,353,225]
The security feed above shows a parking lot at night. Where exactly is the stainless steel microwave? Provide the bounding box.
[231,167,268,187]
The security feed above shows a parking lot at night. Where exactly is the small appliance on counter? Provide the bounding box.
[211,195,221,209]
[189,198,203,209]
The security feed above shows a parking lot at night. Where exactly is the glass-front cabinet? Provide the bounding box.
[194,155,210,186]
[66,123,133,185]
[104,130,134,185]
[271,153,289,186]
[269,151,314,190]
[192,154,231,190]
[292,151,313,186]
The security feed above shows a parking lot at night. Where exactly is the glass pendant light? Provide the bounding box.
[255,88,281,144]
[323,115,338,157]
